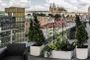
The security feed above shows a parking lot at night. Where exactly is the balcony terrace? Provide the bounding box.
[0,22,90,60]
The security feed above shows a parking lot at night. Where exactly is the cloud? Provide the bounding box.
[0,0,31,10]
[46,0,78,11]
[29,5,46,11]
[45,0,90,12]
[0,0,90,12]
[9,0,31,8]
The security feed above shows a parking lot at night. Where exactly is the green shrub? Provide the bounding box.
[75,15,82,27]
[75,15,88,48]
[28,14,45,45]
[44,32,76,51]
[76,25,88,48]
[54,36,76,51]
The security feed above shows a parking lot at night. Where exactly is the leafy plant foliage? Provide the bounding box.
[44,32,76,51]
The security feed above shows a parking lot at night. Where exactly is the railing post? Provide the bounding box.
[10,30,13,43]
[0,40,1,47]
[0,27,1,32]
[0,27,1,46]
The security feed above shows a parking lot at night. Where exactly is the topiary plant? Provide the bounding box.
[75,15,88,48]
[75,15,82,27]
[75,25,88,48]
[28,14,45,45]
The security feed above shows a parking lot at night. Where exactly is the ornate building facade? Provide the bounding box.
[49,3,67,15]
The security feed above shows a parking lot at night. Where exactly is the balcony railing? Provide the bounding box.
[0,38,28,48]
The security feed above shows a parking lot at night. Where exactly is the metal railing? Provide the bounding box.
[0,39,28,48]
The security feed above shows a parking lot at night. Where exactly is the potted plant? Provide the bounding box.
[75,15,89,59]
[76,25,88,59]
[44,32,76,59]
[28,14,45,56]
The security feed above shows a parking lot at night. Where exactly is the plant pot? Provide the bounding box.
[49,50,73,59]
[29,42,36,46]
[76,48,88,59]
[30,45,44,56]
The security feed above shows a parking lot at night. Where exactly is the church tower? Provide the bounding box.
[49,3,67,15]
[49,3,56,15]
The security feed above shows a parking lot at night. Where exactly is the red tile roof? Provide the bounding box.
[41,20,66,29]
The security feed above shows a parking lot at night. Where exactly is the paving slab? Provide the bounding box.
[28,55,90,60]
[28,55,71,60]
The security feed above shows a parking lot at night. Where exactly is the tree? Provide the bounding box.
[28,15,45,45]
[36,13,46,16]
[75,25,88,48]
[54,14,61,20]
[48,14,54,17]
[75,15,82,27]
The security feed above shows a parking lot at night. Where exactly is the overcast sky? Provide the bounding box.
[0,0,90,12]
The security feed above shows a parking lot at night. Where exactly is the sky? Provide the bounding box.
[0,0,90,12]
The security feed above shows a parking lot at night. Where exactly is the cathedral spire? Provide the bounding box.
[52,3,56,8]
[50,3,52,8]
